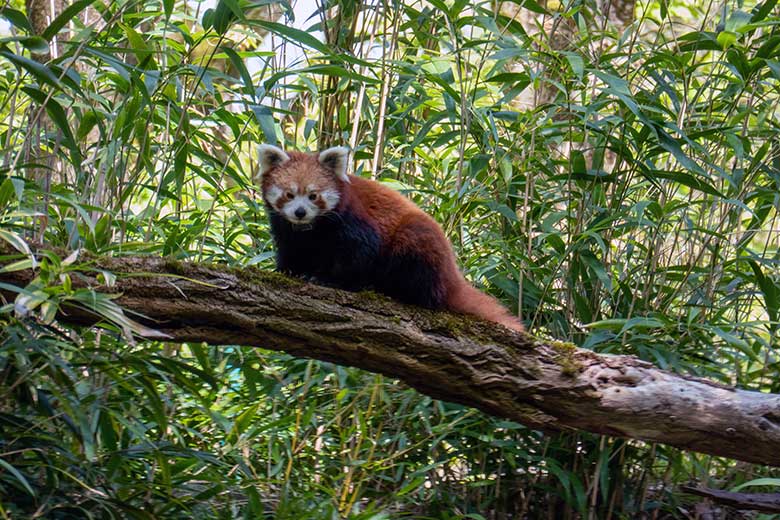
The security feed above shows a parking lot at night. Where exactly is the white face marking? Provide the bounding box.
[281,195,319,225]
[267,183,340,225]
[265,185,283,205]
[320,189,340,210]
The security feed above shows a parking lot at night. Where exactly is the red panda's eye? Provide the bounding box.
[308,193,318,201]
[285,192,294,200]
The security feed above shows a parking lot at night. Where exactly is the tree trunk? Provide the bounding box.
[501,0,636,109]
[24,0,66,242]
[2,255,779,467]
[26,0,66,59]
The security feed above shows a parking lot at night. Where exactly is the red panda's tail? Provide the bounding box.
[447,282,525,332]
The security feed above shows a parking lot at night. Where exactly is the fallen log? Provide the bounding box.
[1,254,779,466]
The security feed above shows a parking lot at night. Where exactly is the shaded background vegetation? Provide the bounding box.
[1,0,779,517]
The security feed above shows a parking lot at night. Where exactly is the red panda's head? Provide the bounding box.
[256,145,349,225]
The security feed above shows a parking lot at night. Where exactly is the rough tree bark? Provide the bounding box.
[1,256,779,467]
[681,486,780,513]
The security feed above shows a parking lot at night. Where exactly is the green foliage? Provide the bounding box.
[1,0,779,517]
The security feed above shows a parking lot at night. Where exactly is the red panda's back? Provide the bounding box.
[344,177,463,291]
[344,176,432,241]
[342,176,524,332]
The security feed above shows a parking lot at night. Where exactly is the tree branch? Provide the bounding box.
[681,486,780,513]
[2,255,779,467]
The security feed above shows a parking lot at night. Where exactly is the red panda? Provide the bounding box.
[256,144,524,332]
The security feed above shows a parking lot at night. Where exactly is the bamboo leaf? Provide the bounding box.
[645,170,723,197]
[0,459,36,497]
[747,259,779,325]
[21,86,81,166]
[248,19,331,55]
[42,0,95,41]
[0,7,32,32]
[0,49,61,88]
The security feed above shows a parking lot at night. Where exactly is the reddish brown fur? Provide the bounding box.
[346,178,524,331]
[262,151,524,332]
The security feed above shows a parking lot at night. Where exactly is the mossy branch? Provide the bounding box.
[2,255,779,467]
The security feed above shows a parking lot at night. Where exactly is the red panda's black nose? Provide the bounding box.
[294,208,306,219]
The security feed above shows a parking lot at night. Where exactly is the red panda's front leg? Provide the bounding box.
[377,252,446,308]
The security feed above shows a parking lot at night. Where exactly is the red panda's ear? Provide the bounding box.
[318,146,350,183]
[257,144,290,179]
